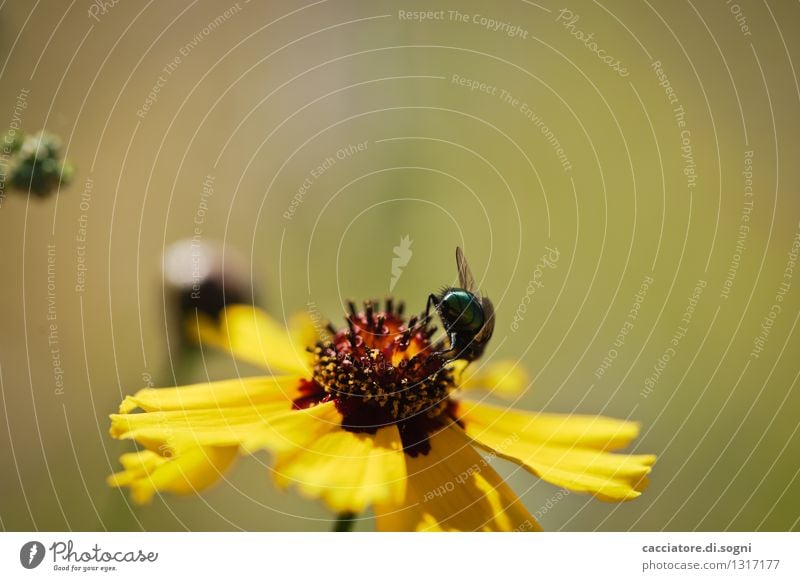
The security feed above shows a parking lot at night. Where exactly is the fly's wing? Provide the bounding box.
[455,246,477,293]
[475,296,495,343]
[456,246,494,343]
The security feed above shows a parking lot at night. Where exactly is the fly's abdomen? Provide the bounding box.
[441,289,485,332]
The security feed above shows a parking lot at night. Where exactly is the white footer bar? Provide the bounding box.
[1,532,798,580]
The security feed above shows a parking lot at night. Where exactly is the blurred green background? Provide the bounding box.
[0,0,798,531]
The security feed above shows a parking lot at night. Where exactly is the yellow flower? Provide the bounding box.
[108,301,655,531]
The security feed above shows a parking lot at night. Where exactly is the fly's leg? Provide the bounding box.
[422,294,439,325]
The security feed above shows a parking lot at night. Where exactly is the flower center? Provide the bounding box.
[293,299,457,455]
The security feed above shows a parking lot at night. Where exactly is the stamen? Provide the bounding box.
[306,300,455,428]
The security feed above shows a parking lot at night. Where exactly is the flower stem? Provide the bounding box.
[332,512,357,532]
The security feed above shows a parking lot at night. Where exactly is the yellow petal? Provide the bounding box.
[107,446,238,504]
[454,360,530,399]
[119,375,304,413]
[454,399,641,450]
[108,391,336,506]
[374,424,540,531]
[272,422,406,515]
[193,305,311,375]
[223,400,406,514]
[456,400,656,502]
[110,402,292,448]
[504,446,654,501]
[234,400,341,455]
[289,311,324,355]
[108,450,166,485]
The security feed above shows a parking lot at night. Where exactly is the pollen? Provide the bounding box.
[309,299,454,422]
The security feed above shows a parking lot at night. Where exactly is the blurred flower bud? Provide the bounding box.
[163,238,255,324]
[3,130,74,198]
